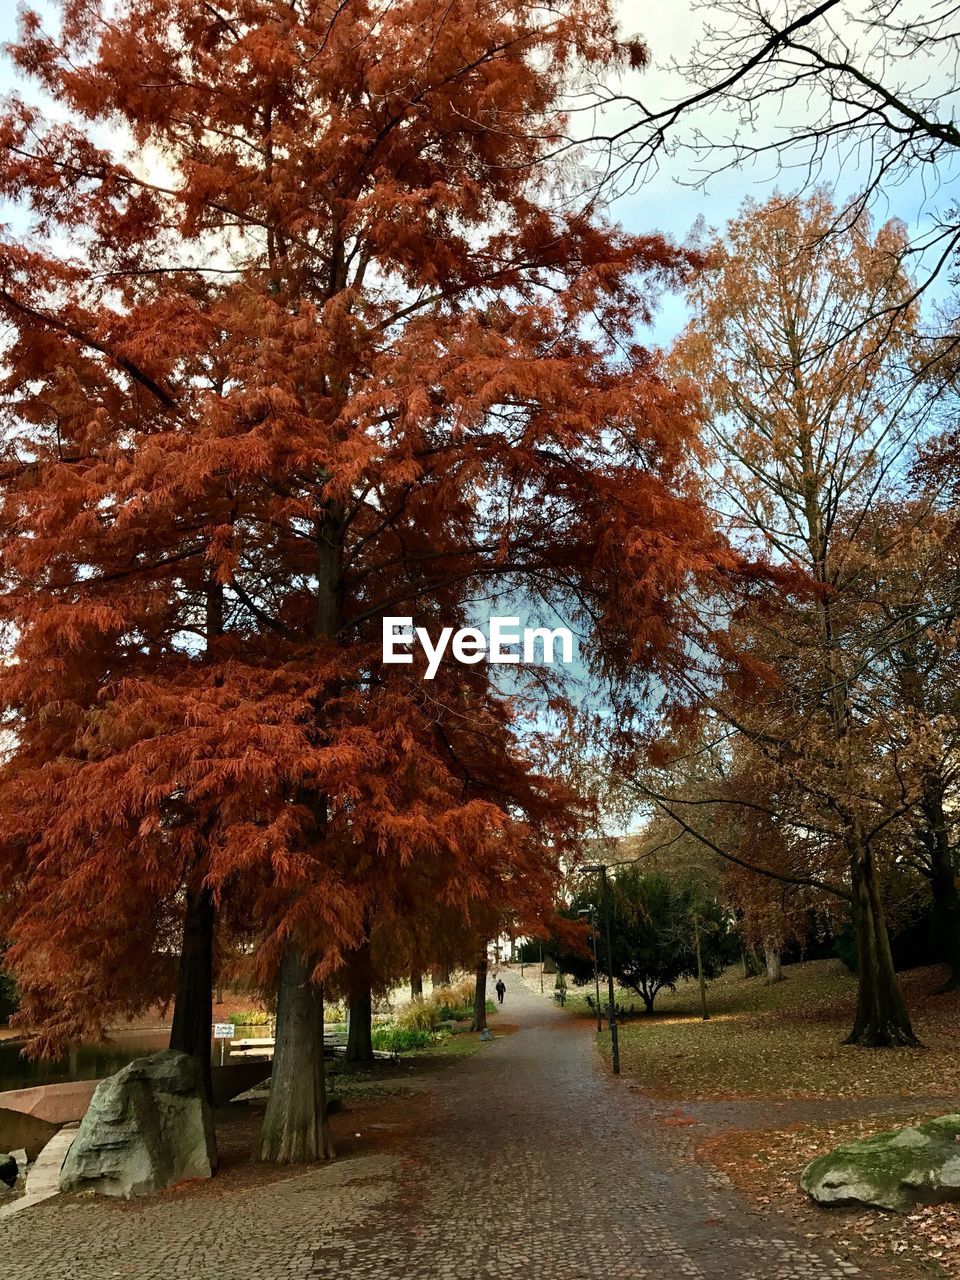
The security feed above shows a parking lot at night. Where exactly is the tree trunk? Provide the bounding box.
[929,849,960,994]
[694,915,710,1020]
[431,965,451,989]
[763,942,783,984]
[470,953,488,1032]
[256,948,334,1162]
[345,939,374,1064]
[920,775,960,992]
[410,972,423,1000]
[169,880,215,1105]
[898,652,960,992]
[846,833,919,1047]
[640,990,656,1015]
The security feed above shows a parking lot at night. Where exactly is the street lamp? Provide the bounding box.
[580,864,620,1074]
[577,905,603,1034]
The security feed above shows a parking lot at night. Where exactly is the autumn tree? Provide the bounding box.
[0,0,736,1162]
[845,501,960,990]
[658,190,929,1046]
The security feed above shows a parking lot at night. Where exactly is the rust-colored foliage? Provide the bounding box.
[0,0,732,1049]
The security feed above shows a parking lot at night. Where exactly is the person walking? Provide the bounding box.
[495,977,506,1005]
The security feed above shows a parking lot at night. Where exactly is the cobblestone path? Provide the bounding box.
[3,970,876,1280]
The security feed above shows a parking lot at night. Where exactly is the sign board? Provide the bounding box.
[213,1023,234,1039]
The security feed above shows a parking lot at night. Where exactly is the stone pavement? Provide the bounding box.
[2,970,877,1280]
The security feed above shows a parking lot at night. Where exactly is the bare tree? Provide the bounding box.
[593,0,960,326]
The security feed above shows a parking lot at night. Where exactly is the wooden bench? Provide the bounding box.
[229,1035,398,1063]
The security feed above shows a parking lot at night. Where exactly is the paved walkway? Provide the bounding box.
[2,970,872,1280]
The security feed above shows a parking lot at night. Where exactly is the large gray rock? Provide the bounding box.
[60,1051,217,1198]
[801,1115,960,1212]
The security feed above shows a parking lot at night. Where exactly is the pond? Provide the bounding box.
[0,1025,274,1156]
[0,1024,274,1094]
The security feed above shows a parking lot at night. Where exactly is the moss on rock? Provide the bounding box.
[800,1115,960,1212]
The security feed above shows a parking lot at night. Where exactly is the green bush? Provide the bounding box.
[435,1000,470,1020]
[370,1025,435,1053]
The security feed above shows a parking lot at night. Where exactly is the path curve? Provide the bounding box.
[1,968,870,1279]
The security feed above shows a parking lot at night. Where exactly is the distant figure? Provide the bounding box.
[495,978,506,1005]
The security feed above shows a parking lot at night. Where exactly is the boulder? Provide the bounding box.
[59,1050,217,1198]
[801,1115,960,1212]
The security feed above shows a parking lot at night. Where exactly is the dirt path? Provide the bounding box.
[1,969,887,1279]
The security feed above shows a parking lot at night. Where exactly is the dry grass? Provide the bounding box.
[598,959,960,1100]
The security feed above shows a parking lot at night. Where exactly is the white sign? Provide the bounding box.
[213,1023,234,1039]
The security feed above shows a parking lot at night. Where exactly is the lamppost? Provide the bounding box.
[577,905,602,1034]
[581,863,620,1075]
[539,942,544,994]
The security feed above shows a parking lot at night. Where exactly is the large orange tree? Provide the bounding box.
[0,0,735,1160]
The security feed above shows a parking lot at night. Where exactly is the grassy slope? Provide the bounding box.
[587,959,960,1100]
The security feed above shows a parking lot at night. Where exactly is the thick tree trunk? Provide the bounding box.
[256,948,334,1162]
[846,833,919,1047]
[929,851,960,994]
[410,972,423,1000]
[169,880,215,1105]
[763,942,783,984]
[470,954,488,1032]
[898,658,960,991]
[920,777,960,992]
[345,939,374,1064]
[431,965,451,989]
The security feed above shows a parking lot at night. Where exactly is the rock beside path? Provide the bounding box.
[801,1114,960,1212]
[59,1051,217,1198]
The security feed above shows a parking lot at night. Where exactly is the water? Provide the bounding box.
[0,1030,170,1095]
[0,1025,274,1155]
[0,1024,274,1094]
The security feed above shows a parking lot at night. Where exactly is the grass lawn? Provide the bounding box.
[589,959,960,1100]
[324,1016,494,1104]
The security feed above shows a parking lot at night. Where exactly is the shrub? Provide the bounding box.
[432,979,476,1021]
[371,1025,435,1053]
[227,1009,270,1026]
[396,1001,438,1031]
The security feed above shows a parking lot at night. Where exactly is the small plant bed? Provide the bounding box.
[225,1009,271,1027]
[698,1114,960,1278]
[593,960,960,1100]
